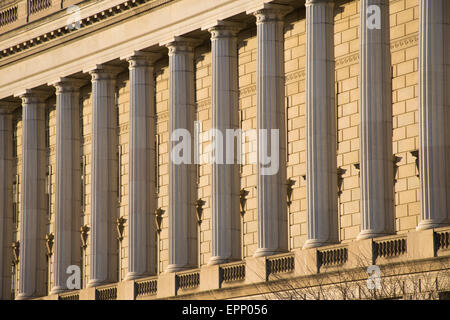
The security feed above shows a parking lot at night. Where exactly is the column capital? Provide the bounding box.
[121,50,161,68]
[203,20,245,39]
[84,64,123,81]
[161,36,202,55]
[247,3,293,22]
[305,0,335,6]
[15,88,52,105]
[49,77,87,93]
[0,101,19,114]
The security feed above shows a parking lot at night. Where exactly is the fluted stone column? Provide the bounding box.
[87,65,120,287]
[0,102,16,300]
[164,37,201,272]
[50,78,84,294]
[251,4,291,257]
[16,90,49,299]
[124,52,159,279]
[206,21,243,265]
[358,0,394,239]
[417,0,450,229]
[304,0,338,248]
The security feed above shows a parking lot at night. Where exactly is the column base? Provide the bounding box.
[357,230,391,240]
[50,286,67,295]
[165,264,191,273]
[87,279,107,288]
[253,248,285,258]
[15,293,33,300]
[416,220,449,231]
[303,239,335,249]
[207,256,233,266]
[124,272,147,281]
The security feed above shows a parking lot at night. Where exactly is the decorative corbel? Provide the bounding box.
[393,155,402,183]
[12,241,20,265]
[116,217,126,242]
[195,199,206,225]
[80,225,90,250]
[410,150,419,178]
[337,167,347,196]
[286,178,296,207]
[239,189,249,217]
[45,233,54,257]
[155,208,164,234]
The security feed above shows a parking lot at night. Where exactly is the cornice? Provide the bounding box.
[0,0,173,62]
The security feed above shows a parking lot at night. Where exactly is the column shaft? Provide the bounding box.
[253,4,291,257]
[165,37,200,272]
[126,52,158,279]
[208,22,242,265]
[418,0,450,229]
[0,105,14,300]
[88,66,120,286]
[304,0,338,248]
[51,78,83,293]
[358,0,394,239]
[17,90,48,299]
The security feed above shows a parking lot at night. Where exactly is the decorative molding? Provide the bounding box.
[196,98,211,110]
[118,123,128,134]
[390,33,419,52]
[156,111,168,121]
[285,69,305,83]
[238,84,256,98]
[82,135,92,145]
[335,52,359,69]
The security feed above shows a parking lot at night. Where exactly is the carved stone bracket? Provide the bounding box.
[195,199,206,225]
[353,163,360,178]
[286,178,295,207]
[45,233,54,257]
[116,217,126,242]
[11,241,19,264]
[154,208,164,234]
[337,167,347,197]
[393,155,402,183]
[80,225,90,250]
[239,189,249,217]
[410,150,419,178]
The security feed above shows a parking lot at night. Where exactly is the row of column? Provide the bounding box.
[0,0,449,299]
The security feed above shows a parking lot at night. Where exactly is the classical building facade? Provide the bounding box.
[0,0,449,300]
